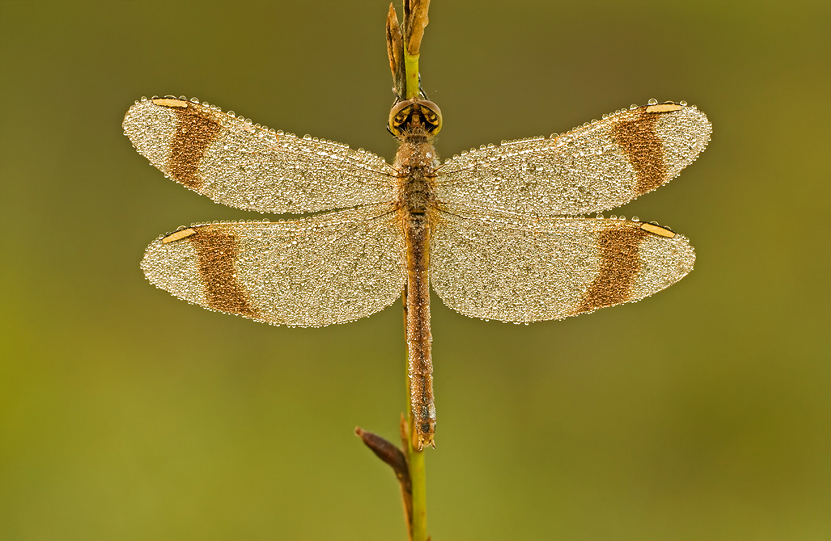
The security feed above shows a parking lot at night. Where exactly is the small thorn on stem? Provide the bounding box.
[355,427,411,491]
[356,426,413,527]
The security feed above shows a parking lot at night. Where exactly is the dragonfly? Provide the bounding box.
[123,92,711,448]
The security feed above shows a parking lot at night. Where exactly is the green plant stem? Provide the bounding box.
[404,51,420,99]
[401,2,431,537]
[407,408,427,541]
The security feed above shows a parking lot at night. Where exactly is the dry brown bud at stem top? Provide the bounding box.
[386,3,405,97]
[405,0,430,56]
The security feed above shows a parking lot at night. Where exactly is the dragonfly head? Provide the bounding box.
[389,98,442,139]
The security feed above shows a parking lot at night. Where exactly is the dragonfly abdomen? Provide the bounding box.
[403,211,435,449]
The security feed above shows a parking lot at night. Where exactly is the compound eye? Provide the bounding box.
[389,98,417,137]
[418,100,442,135]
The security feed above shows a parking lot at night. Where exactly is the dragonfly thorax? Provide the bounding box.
[389,98,442,139]
[396,139,437,214]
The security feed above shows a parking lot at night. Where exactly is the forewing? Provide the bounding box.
[430,204,695,323]
[123,97,396,213]
[435,102,711,216]
[141,204,405,327]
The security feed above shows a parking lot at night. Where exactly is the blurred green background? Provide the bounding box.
[1,0,829,539]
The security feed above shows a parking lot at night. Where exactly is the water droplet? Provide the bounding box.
[610,214,618,220]
[228,111,235,117]
[632,216,639,222]
[190,97,199,103]
[630,104,638,110]
[680,100,687,106]
[648,98,658,105]
[140,96,147,101]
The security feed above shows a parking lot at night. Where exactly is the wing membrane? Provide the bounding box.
[141,203,405,327]
[123,97,396,213]
[435,103,711,216]
[430,204,695,323]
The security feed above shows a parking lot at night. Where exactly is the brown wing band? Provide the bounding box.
[575,228,648,314]
[613,111,666,195]
[168,104,222,189]
[188,229,258,318]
